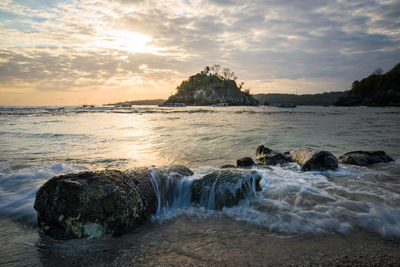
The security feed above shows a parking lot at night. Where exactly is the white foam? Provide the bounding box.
[151,164,400,239]
[0,163,87,220]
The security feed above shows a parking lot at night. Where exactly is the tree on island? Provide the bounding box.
[165,65,258,106]
[336,62,400,106]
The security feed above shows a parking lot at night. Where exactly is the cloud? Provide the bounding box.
[1,0,400,105]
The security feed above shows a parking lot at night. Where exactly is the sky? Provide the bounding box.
[0,0,399,106]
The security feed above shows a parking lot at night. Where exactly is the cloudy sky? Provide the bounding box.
[0,0,399,105]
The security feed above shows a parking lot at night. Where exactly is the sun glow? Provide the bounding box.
[96,29,157,53]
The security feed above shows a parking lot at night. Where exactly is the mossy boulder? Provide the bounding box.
[34,166,193,240]
[191,169,262,209]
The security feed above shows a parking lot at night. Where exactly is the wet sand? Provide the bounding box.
[25,216,398,266]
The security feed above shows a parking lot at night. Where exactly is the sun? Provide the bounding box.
[97,29,157,53]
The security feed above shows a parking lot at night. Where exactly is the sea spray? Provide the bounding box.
[0,163,87,220]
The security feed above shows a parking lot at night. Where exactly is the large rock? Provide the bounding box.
[290,148,338,171]
[256,145,292,165]
[338,151,394,166]
[237,157,255,167]
[34,166,193,239]
[191,169,262,209]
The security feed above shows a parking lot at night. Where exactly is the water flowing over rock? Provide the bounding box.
[191,169,262,209]
[34,166,193,240]
[290,148,338,171]
[338,151,394,166]
[256,145,292,165]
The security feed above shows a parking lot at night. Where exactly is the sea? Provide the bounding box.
[0,105,400,266]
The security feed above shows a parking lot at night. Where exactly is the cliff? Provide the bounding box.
[164,66,259,106]
[336,63,400,106]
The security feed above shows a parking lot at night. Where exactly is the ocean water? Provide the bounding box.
[1,105,400,265]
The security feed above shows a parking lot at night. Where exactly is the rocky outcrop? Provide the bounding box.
[34,166,192,240]
[237,157,255,167]
[338,151,394,166]
[191,169,262,209]
[256,145,292,165]
[290,148,338,171]
[163,67,259,106]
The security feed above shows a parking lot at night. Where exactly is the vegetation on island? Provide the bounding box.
[164,65,259,106]
[336,63,400,106]
[253,91,346,106]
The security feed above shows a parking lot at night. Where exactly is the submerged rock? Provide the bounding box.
[191,169,262,209]
[34,166,193,240]
[237,157,255,167]
[220,164,236,169]
[338,151,394,166]
[256,145,292,165]
[290,148,338,171]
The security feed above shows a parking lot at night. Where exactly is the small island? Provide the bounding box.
[163,65,259,106]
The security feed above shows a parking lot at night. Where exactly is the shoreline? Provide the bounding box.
[2,216,399,266]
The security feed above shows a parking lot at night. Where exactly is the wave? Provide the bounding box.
[0,163,87,221]
[148,162,400,239]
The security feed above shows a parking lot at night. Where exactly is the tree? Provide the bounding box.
[210,64,221,76]
[243,88,251,94]
[201,66,210,75]
[222,68,237,80]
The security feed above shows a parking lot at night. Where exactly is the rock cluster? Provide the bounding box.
[34,166,262,239]
[251,145,393,171]
[34,146,394,240]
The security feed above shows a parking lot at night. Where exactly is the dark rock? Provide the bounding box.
[220,164,236,169]
[34,166,193,239]
[237,157,255,167]
[290,148,338,171]
[256,145,292,165]
[338,151,394,166]
[191,169,262,209]
[34,170,143,240]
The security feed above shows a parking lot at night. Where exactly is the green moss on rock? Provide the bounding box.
[34,166,194,240]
